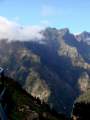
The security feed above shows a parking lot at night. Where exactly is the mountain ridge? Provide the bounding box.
[0,27,90,115]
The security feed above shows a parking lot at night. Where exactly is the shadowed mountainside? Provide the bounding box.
[0,75,67,120]
[72,90,90,120]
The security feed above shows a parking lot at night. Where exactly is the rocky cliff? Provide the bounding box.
[0,27,90,115]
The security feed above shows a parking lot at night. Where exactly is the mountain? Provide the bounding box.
[0,75,67,120]
[0,27,90,116]
[76,31,90,45]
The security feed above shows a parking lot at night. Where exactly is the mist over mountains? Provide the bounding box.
[0,16,44,41]
[1,16,90,44]
[0,25,90,116]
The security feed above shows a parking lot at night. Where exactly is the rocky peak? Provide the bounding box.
[58,28,70,36]
[76,31,90,45]
[81,31,90,38]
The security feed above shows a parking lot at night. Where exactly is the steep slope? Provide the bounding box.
[0,75,67,120]
[0,27,90,116]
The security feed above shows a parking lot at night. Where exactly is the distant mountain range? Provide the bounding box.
[0,27,90,115]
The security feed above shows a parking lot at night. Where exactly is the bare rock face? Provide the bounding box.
[76,31,90,45]
[78,72,90,93]
[24,70,51,102]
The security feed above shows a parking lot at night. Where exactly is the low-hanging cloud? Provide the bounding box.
[0,16,44,42]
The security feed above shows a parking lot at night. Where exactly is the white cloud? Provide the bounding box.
[0,16,44,42]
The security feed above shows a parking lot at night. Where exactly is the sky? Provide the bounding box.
[0,0,90,34]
